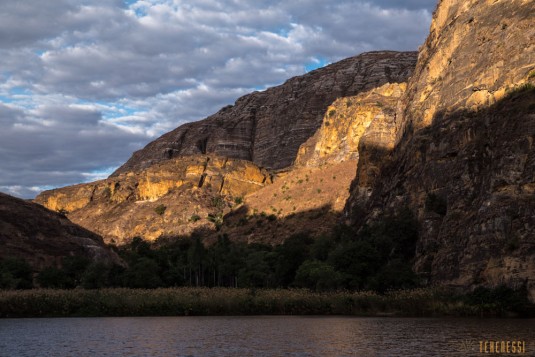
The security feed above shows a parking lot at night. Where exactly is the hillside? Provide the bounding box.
[0,192,120,270]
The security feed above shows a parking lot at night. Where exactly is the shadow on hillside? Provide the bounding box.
[156,203,345,246]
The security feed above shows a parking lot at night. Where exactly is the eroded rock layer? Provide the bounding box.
[113,51,417,175]
[36,156,272,243]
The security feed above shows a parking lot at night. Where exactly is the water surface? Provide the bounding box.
[0,316,533,356]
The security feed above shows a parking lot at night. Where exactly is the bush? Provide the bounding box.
[211,196,225,209]
[464,285,533,315]
[190,214,201,222]
[154,204,167,216]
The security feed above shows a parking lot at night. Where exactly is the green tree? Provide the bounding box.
[123,257,163,288]
[294,260,341,291]
[0,258,33,289]
[274,233,313,287]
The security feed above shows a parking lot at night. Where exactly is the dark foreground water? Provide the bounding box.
[0,316,534,356]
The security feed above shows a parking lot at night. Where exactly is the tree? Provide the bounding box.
[294,260,341,291]
[0,258,33,289]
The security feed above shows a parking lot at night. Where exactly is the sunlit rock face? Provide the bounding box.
[0,192,121,270]
[296,83,406,205]
[35,156,272,244]
[346,0,535,299]
[112,51,417,176]
[399,0,534,132]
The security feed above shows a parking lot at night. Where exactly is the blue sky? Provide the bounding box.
[0,0,434,198]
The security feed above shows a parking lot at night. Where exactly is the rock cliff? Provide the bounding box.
[113,51,417,175]
[0,192,120,270]
[346,0,535,298]
[295,82,406,168]
[36,156,272,243]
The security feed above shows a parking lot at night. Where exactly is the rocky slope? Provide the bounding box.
[218,160,358,245]
[36,156,272,243]
[346,0,535,298]
[36,52,417,244]
[113,51,417,175]
[0,192,120,270]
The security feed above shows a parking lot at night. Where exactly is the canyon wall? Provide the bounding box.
[346,0,535,298]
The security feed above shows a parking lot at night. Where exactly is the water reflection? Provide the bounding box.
[0,316,534,356]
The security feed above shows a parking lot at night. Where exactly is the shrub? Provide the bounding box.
[154,204,167,216]
[207,213,224,230]
[190,214,201,222]
[57,208,68,216]
[234,196,244,205]
[211,196,225,209]
[102,187,112,198]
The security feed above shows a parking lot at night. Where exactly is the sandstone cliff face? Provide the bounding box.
[0,192,120,270]
[399,0,534,132]
[295,82,405,168]
[346,0,535,298]
[113,51,417,175]
[36,156,272,243]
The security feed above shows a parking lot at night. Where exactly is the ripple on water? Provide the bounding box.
[0,316,534,357]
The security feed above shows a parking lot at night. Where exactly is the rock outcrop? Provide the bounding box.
[36,156,272,243]
[295,82,406,168]
[0,192,120,270]
[346,0,535,299]
[113,51,417,175]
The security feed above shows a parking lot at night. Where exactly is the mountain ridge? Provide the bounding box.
[112,51,417,175]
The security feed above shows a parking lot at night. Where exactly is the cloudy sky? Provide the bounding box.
[0,0,434,198]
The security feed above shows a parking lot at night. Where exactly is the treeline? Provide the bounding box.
[1,210,419,291]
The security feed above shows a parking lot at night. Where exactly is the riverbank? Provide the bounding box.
[1,287,533,318]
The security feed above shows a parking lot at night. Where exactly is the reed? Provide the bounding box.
[0,287,530,318]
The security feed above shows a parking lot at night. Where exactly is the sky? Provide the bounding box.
[0,0,435,198]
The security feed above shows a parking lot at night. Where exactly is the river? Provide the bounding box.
[0,316,533,356]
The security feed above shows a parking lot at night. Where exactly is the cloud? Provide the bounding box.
[0,0,434,198]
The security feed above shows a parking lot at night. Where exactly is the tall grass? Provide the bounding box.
[1,287,529,318]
